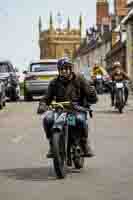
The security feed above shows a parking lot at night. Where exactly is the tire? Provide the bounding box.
[24,89,33,101]
[117,89,124,113]
[73,157,84,169]
[73,147,84,169]
[8,87,17,102]
[96,81,103,94]
[3,100,6,107]
[52,133,66,179]
[0,102,3,110]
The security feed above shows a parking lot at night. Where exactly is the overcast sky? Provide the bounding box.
[0,0,114,71]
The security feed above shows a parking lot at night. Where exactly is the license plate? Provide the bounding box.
[96,75,102,79]
[116,82,124,88]
[67,114,76,126]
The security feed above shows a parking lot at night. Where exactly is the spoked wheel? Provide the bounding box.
[52,133,66,179]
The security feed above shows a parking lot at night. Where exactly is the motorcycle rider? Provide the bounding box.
[37,58,98,158]
[91,61,107,77]
[91,61,107,86]
[110,61,130,106]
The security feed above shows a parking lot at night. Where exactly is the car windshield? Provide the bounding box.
[30,63,57,72]
[0,63,9,73]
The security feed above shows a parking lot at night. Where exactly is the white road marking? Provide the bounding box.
[11,130,32,144]
[12,135,24,143]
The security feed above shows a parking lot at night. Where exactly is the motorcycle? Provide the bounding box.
[45,101,93,179]
[113,80,127,113]
[93,75,104,94]
[6,74,20,101]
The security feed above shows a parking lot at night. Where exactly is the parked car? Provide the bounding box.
[0,80,6,110]
[24,59,58,101]
[0,61,20,101]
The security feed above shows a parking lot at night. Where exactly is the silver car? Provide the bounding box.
[24,59,58,101]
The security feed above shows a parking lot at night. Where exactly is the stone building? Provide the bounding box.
[38,13,82,60]
[74,32,111,71]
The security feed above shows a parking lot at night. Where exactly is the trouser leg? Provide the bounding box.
[124,85,129,104]
[110,85,115,106]
[76,112,94,157]
[42,111,54,158]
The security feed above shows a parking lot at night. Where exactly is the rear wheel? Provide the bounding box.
[52,133,66,179]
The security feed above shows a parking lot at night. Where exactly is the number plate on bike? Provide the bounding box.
[67,114,76,126]
[116,82,123,88]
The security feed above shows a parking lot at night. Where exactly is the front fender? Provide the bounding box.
[52,112,67,133]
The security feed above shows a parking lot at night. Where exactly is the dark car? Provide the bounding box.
[0,80,6,110]
[0,61,20,101]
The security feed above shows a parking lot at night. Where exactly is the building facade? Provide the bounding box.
[96,0,111,32]
[114,0,128,25]
[38,13,82,60]
[123,3,133,81]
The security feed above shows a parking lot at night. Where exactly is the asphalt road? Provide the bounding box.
[0,95,133,200]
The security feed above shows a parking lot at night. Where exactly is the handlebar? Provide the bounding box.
[50,101,93,118]
[50,101,71,109]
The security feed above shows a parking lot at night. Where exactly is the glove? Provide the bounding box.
[37,101,47,114]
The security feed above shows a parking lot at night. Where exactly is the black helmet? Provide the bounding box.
[57,58,73,70]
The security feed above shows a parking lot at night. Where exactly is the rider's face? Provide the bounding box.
[94,64,98,69]
[116,67,121,74]
[59,67,71,79]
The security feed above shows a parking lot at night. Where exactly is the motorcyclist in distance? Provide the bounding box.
[110,61,130,106]
[37,58,98,158]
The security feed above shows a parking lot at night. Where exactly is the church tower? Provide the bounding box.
[96,0,110,31]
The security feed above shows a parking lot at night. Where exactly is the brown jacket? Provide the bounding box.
[41,73,97,106]
[111,71,129,81]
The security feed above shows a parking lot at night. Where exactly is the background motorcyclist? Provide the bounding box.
[91,61,107,77]
[37,58,98,158]
[110,61,130,106]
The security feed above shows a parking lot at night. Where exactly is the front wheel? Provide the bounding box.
[116,89,124,113]
[52,133,66,179]
[96,81,103,94]
[73,146,84,169]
